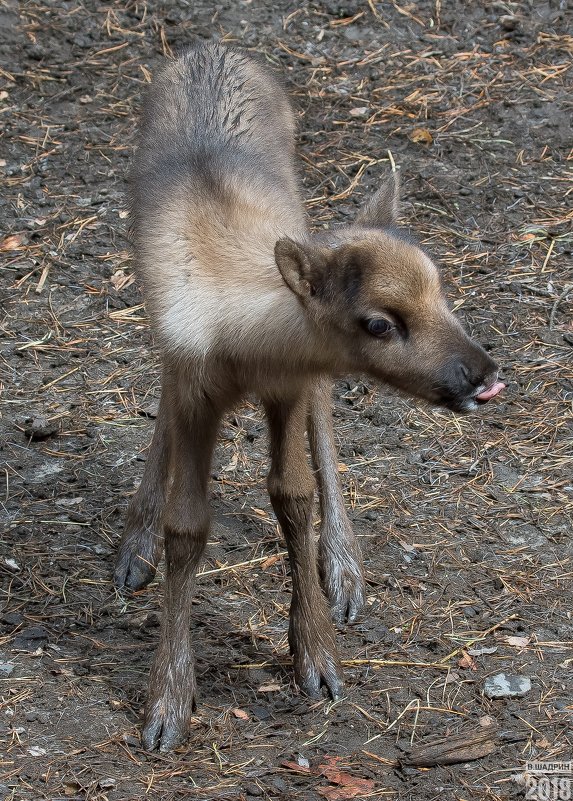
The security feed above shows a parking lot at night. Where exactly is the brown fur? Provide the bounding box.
[114,41,501,751]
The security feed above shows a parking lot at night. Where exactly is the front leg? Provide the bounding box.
[141,376,223,751]
[264,391,344,700]
[115,385,169,591]
[308,378,365,625]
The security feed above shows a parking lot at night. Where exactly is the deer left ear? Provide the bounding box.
[355,171,400,229]
[275,238,325,300]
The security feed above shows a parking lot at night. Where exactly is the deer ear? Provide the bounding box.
[355,171,400,228]
[275,238,321,299]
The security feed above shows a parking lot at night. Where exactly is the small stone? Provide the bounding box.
[250,705,271,721]
[55,497,83,507]
[14,625,48,650]
[27,746,47,757]
[23,416,59,440]
[0,663,15,676]
[484,673,531,699]
[499,14,519,31]
[2,612,23,626]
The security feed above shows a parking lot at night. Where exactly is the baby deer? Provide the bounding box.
[114,42,504,751]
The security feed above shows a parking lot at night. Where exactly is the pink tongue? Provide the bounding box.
[476,381,505,401]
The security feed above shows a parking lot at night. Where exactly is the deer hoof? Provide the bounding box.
[329,575,365,626]
[114,541,158,591]
[114,513,163,590]
[320,547,366,625]
[294,644,344,701]
[290,612,344,701]
[142,693,196,752]
[142,651,197,752]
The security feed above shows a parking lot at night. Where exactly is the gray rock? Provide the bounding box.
[484,673,532,699]
[22,415,59,440]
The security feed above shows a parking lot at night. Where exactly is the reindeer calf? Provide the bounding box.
[114,42,504,751]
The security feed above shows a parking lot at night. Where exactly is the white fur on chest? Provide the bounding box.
[155,268,302,363]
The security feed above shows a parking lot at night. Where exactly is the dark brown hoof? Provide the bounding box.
[289,605,344,702]
[293,643,344,701]
[319,540,365,625]
[142,647,197,752]
[114,506,164,591]
[114,541,158,591]
[142,698,196,752]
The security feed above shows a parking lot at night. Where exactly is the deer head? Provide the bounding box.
[275,173,504,412]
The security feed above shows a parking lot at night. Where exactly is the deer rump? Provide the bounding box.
[115,41,503,752]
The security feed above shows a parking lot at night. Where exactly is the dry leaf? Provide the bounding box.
[251,507,268,517]
[504,635,530,648]
[231,707,250,720]
[409,127,433,145]
[1,233,27,251]
[257,682,281,692]
[318,784,374,801]
[349,106,368,117]
[110,269,135,291]
[222,452,238,472]
[317,757,375,800]
[281,759,312,774]
[260,555,281,570]
[458,651,478,670]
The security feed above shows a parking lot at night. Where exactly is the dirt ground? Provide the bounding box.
[1,1,572,799]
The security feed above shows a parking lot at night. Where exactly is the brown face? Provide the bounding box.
[275,230,504,413]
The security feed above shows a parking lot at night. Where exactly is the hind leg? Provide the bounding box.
[308,378,365,625]
[264,388,343,700]
[114,382,169,591]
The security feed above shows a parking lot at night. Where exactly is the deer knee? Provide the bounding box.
[267,462,315,503]
[163,496,210,559]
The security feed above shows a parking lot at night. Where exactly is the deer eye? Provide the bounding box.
[364,318,394,338]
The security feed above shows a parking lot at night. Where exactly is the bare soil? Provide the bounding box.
[1,1,572,799]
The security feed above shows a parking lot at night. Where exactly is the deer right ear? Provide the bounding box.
[274,238,318,300]
[355,171,400,229]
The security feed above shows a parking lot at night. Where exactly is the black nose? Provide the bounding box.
[435,350,498,412]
